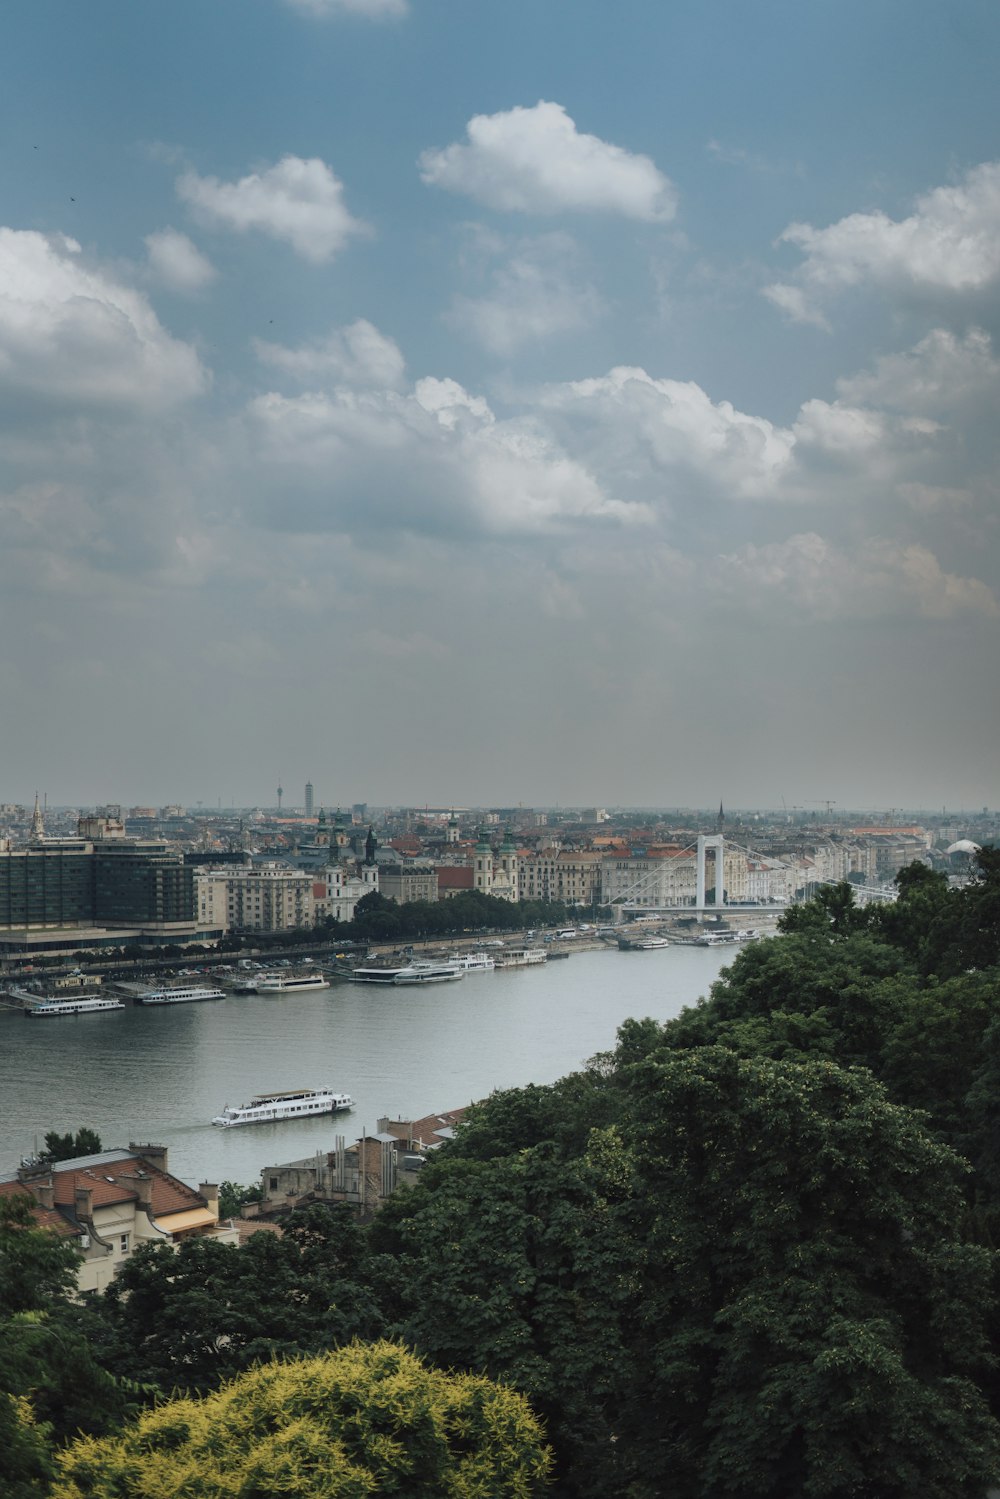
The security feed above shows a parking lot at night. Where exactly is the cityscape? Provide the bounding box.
[2,0,1000,1493]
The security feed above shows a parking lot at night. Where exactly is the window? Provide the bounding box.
[120,1233,130,1254]
[269,1176,279,1191]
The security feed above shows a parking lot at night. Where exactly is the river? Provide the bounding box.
[0,945,732,1187]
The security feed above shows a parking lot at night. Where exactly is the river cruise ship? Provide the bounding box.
[454,952,495,972]
[256,972,330,993]
[212,1086,353,1128]
[135,985,226,1006]
[350,959,465,985]
[22,994,126,1018]
[493,948,547,968]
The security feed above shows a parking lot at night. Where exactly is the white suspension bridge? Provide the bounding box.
[609,834,894,922]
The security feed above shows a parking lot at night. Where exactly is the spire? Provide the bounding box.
[30,792,45,842]
[365,825,377,866]
[717,800,725,832]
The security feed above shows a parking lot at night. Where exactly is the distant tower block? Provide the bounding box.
[276,785,283,813]
[305,782,314,818]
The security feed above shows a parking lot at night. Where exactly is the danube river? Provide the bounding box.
[0,945,732,1187]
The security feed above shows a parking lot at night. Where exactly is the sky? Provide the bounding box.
[1,0,998,812]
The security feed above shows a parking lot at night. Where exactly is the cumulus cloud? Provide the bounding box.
[284,0,406,15]
[837,326,999,413]
[254,318,405,388]
[177,156,367,263]
[765,161,1000,320]
[720,532,999,621]
[448,232,603,354]
[539,365,795,499]
[419,101,677,221]
[144,228,217,293]
[792,399,885,455]
[0,228,206,410]
[244,375,651,536]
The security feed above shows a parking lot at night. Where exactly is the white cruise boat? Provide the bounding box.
[455,952,495,972]
[212,1086,353,1128]
[634,935,670,949]
[350,960,465,985]
[493,948,547,968]
[135,985,225,1006]
[23,993,126,1018]
[256,972,330,993]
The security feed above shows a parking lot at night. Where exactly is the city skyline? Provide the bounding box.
[1,3,998,807]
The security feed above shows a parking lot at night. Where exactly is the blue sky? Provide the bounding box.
[1,1,998,810]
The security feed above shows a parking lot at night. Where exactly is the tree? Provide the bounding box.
[0,1392,52,1499]
[42,1129,102,1164]
[99,1204,385,1394]
[613,1047,1000,1498]
[0,1194,80,1315]
[216,1180,262,1219]
[54,1342,552,1499]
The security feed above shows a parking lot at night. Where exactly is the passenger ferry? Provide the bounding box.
[256,972,330,993]
[23,993,126,1018]
[211,1086,353,1128]
[350,960,465,986]
[634,935,671,949]
[454,952,495,972]
[493,948,547,968]
[134,985,226,1006]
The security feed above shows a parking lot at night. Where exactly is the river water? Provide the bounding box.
[0,946,732,1188]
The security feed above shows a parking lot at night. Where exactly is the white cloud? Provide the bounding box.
[720,532,999,621]
[177,156,367,263]
[245,375,651,536]
[0,228,206,410]
[448,232,603,354]
[284,0,407,16]
[419,101,677,221]
[792,399,885,455]
[765,161,1000,320]
[540,365,795,499]
[144,228,217,293]
[255,319,405,388]
[836,327,999,413]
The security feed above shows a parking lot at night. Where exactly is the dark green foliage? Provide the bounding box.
[42,1128,102,1164]
[0,1194,80,1314]
[350,888,570,942]
[216,1180,262,1218]
[100,1203,385,1394]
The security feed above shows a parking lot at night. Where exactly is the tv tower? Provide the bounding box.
[276,784,283,812]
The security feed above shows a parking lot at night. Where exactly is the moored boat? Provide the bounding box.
[454,952,495,972]
[135,985,226,1006]
[350,960,465,985]
[211,1086,353,1127]
[256,972,330,993]
[493,948,547,968]
[22,993,126,1018]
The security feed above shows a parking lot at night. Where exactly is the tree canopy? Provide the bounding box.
[54,1342,552,1499]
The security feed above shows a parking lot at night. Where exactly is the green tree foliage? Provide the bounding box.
[350,888,569,943]
[42,1128,102,1164]
[0,1392,53,1499]
[54,1341,552,1499]
[615,1048,999,1498]
[0,1193,80,1315]
[216,1180,263,1219]
[100,1204,385,1394]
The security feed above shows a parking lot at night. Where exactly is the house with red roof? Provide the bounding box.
[1,1142,239,1294]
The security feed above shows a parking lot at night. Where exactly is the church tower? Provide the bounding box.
[496,826,519,902]
[474,826,494,895]
[29,792,45,843]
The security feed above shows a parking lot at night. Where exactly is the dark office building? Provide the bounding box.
[0,842,94,929]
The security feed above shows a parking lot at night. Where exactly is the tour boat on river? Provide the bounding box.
[350,960,465,985]
[256,972,330,993]
[135,985,226,1006]
[212,1086,353,1128]
[22,993,126,1018]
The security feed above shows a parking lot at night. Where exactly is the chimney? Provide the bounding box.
[129,1142,168,1172]
[132,1171,153,1208]
[74,1184,93,1221]
[199,1183,219,1219]
[31,1179,55,1210]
